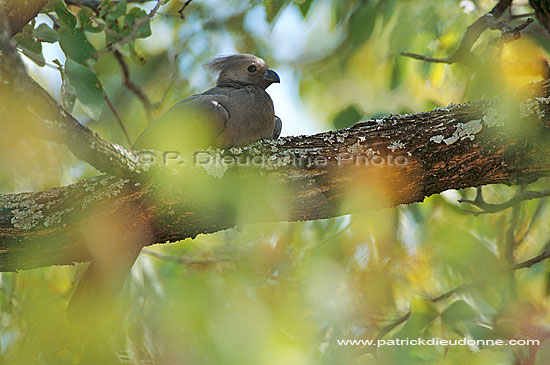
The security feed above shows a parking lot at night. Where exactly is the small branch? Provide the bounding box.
[401,0,514,64]
[375,283,473,341]
[374,245,550,341]
[510,12,535,20]
[113,49,152,119]
[458,190,550,215]
[178,0,194,18]
[399,52,453,64]
[142,248,235,265]
[515,198,546,246]
[104,93,133,147]
[95,0,162,56]
[0,17,145,176]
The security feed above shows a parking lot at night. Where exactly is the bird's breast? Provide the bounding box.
[221,87,275,146]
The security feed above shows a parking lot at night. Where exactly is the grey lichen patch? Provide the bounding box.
[439,120,483,145]
[388,141,406,152]
[197,149,228,179]
[519,98,544,119]
[336,131,350,143]
[81,177,130,209]
[482,105,506,127]
[430,135,444,144]
[433,102,460,113]
[44,210,69,227]
[9,201,44,230]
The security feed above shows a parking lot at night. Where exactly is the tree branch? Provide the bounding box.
[401,0,516,64]
[0,18,146,176]
[2,79,550,271]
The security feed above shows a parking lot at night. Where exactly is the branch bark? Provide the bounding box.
[0,18,145,177]
[2,81,550,271]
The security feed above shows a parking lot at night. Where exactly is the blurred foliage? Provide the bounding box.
[2,0,550,363]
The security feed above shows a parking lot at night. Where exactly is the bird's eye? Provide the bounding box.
[247,65,257,73]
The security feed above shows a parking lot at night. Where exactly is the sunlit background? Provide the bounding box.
[2,0,550,363]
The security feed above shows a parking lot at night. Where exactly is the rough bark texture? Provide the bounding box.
[0,15,145,177]
[0,0,48,37]
[2,81,550,271]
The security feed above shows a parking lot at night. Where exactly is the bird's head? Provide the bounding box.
[204,54,280,90]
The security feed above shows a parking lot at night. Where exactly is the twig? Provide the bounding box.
[458,190,550,215]
[142,247,235,264]
[401,0,513,64]
[510,12,535,20]
[104,94,133,147]
[66,0,150,10]
[95,0,162,56]
[513,249,550,269]
[113,49,152,119]
[375,283,473,341]
[374,244,550,341]
[178,0,194,18]
[515,198,547,246]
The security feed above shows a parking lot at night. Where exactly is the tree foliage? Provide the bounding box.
[1,0,550,363]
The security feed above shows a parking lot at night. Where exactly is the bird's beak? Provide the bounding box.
[263,69,280,83]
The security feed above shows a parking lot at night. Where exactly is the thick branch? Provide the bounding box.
[0,19,145,176]
[2,81,550,271]
[0,0,48,37]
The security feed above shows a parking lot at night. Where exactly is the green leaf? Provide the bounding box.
[441,300,477,330]
[264,0,286,23]
[331,105,362,130]
[14,34,45,67]
[61,71,77,112]
[395,299,438,338]
[127,8,152,39]
[107,1,127,20]
[53,0,76,31]
[58,27,96,62]
[77,8,102,33]
[65,59,104,120]
[535,339,550,365]
[379,0,398,26]
[33,24,58,43]
[295,0,313,17]
[348,1,377,49]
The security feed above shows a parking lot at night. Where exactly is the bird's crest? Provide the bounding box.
[203,54,260,73]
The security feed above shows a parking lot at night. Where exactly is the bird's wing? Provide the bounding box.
[133,94,230,151]
[272,116,282,139]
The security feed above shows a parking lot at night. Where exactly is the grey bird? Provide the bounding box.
[133,54,282,152]
[69,54,281,316]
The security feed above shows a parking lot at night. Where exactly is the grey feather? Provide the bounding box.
[272,116,282,139]
[133,54,281,152]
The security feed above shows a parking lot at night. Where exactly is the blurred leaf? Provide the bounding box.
[58,27,96,62]
[33,24,58,43]
[536,339,550,365]
[53,0,76,31]
[379,0,398,26]
[441,300,477,330]
[545,269,550,296]
[61,71,77,113]
[348,1,377,49]
[331,105,362,129]
[264,0,286,23]
[295,0,313,17]
[14,34,45,67]
[78,8,102,33]
[396,299,438,338]
[463,322,493,341]
[107,1,127,20]
[65,59,104,120]
[390,55,405,90]
[390,9,415,51]
[127,8,152,39]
